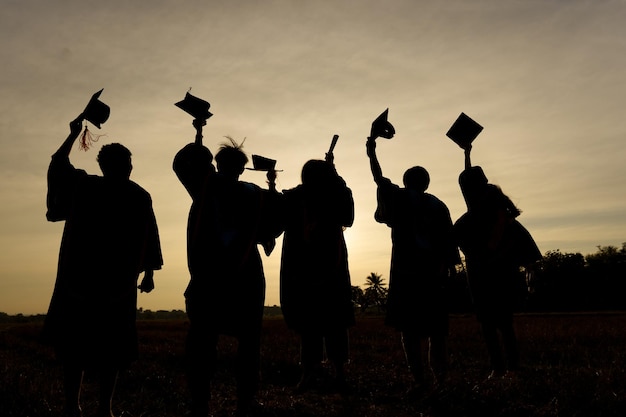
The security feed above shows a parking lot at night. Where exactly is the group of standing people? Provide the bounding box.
[173,119,355,416]
[43,109,540,417]
[366,136,542,397]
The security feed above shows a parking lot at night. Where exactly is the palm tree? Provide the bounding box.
[364,272,388,312]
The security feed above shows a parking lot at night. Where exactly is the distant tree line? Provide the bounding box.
[136,306,284,319]
[136,308,188,320]
[0,312,46,323]
[0,307,286,323]
[2,243,624,322]
[528,243,626,311]
[351,243,626,314]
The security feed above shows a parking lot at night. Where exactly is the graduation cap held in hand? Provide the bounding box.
[246,154,282,172]
[175,91,213,121]
[370,108,395,140]
[82,89,110,129]
[78,89,110,151]
[446,112,483,149]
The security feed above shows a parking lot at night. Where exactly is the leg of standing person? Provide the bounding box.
[96,367,118,417]
[401,331,425,387]
[62,361,83,417]
[499,315,520,374]
[235,327,262,416]
[325,327,350,392]
[185,304,218,417]
[429,333,448,386]
[481,319,505,378]
[296,331,323,393]
[429,301,449,386]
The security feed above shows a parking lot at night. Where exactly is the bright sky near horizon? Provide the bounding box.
[1,0,625,315]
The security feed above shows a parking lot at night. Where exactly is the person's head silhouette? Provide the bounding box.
[460,167,521,218]
[403,166,430,192]
[215,138,248,181]
[459,166,489,211]
[97,143,132,179]
[301,159,334,188]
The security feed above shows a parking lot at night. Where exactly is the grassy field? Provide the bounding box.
[1,313,625,417]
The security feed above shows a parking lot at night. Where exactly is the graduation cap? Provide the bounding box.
[370,108,395,140]
[81,89,110,129]
[246,154,282,172]
[446,112,483,149]
[77,89,109,151]
[175,91,213,121]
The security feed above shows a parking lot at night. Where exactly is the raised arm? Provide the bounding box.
[464,144,472,170]
[366,138,384,184]
[172,119,215,199]
[325,149,335,167]
[46,116,87,221]
[325,134,338,168]
[325,147,341,181]
[53,116,84,159]
[193,118,205,145]
[338,181,355,228]
[266,169,277,193]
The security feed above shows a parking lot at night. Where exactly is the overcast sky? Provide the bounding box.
[1,0,625,315]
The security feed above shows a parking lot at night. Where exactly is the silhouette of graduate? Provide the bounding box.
[279,134,355,394]
[173,92,283,417]
[43,90,163,417]
[366,109,460,395]
[448,112,542,379]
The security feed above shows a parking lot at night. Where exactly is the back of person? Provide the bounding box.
[280,179,354,332]
[393,190,452,267]
[377,186,453,277]
[189,179,264,274]
[185,176,270,336]
[64,176,152,283]
[46,169,159,357]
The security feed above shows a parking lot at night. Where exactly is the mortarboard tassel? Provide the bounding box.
[78,125,106,151]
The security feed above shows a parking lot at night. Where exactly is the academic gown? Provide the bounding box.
[454,167,542,322]
[43,153,163,367]
[279,176,355,333]
[173,143,282,337]
[375,178,459,335]
[454,212,542,322]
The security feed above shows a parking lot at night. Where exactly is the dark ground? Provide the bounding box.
[2,313,625,416]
